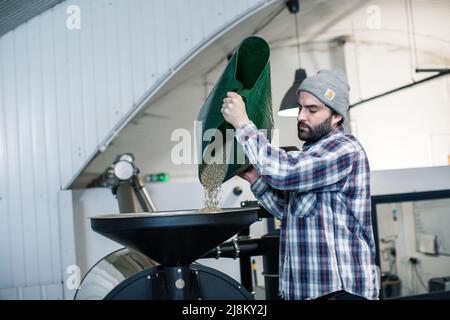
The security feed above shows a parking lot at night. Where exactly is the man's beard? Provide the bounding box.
[297,114,334,143]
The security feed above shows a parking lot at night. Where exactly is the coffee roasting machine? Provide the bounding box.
[74,154,280,300]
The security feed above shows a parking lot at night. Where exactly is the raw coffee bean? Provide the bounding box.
[199,163,226,212]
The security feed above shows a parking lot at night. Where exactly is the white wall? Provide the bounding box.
[343,0,450,170]
[252,0,450,171]
[71,188,122,277]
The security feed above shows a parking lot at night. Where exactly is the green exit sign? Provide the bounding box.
[145,172,169,183]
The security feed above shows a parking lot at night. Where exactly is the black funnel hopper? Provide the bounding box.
[90,207,259,267]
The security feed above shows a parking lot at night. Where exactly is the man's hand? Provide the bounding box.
[238,166,259,184]
[221,92,250,129]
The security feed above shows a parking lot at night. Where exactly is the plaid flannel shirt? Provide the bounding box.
[235,121,379,300]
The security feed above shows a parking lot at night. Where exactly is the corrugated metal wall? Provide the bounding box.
[0,0,276,299]
[0,0,65,38]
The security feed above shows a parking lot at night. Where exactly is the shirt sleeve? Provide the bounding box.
[236,121,356,193]
[250,176,285,220]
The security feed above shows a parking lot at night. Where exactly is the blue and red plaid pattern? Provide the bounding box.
[236,121,379,300]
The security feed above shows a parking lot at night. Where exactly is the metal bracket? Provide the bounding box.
[232,239,240,259]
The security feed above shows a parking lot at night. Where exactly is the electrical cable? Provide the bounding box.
[413,264,428,291]
[294,11,301,68]
[408,0,419,70]
[410,264,415,293]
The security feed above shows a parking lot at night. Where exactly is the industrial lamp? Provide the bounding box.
[278,0,307,117]
[278,68,307,117]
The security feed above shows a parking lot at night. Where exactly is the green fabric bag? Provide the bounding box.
[197,36,274,186]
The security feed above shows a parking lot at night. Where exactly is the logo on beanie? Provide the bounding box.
[324,88,336,101]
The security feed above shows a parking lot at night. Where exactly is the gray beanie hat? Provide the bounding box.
[297,68,350,121]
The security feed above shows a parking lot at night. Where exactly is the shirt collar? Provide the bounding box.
[301,125,345,151]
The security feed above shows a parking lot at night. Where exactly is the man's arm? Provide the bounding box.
[236,121,356,193]
[239,167,285,219]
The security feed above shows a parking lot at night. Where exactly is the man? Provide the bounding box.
[221,69,379,300]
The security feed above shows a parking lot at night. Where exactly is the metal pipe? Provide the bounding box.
[350,71,450,109]
[116,184,139,213]
[201,238,265,259]
[261,232,281,300]
[237,228,253,293]
[415,68,450,73]
[132,176,157,212]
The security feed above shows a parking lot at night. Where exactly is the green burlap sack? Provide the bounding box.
[197,36,274,186]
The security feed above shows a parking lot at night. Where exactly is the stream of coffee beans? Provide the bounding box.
[199,163,226,212]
